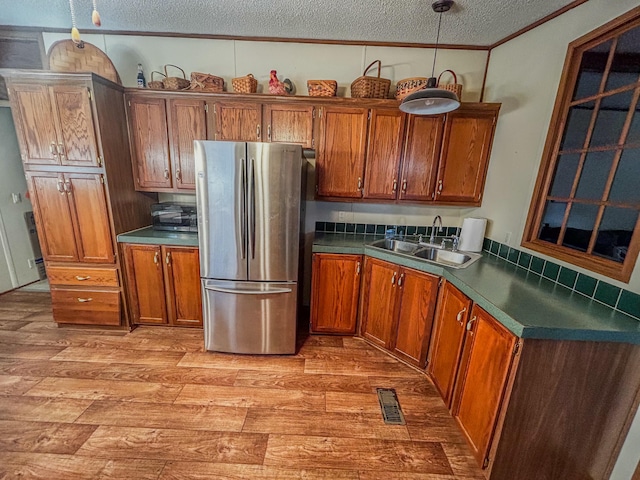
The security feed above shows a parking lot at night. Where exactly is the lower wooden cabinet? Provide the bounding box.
[310,253,362,334]
[428,280,473,406]
[451,304,518,469]
[360,257,439,368]
[123,243,202,327]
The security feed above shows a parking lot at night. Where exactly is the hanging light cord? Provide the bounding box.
[431,10,444,78]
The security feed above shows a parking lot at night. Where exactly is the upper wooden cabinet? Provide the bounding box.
[310,253,362,334]
[127,94,208,192]
[213,101,262,142]
[26,171,114,264]
[363,108,406,200]
[435,106,499,204]
[316,106,369,198]
[263,103,315,149]
[360,256,440,368]
[10,83,99,167]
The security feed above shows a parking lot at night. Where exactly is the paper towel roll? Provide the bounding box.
[459,217,487,252]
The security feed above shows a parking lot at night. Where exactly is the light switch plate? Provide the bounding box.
[11,193,21,204]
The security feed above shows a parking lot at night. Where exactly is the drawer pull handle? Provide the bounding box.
[397,272,404,287]
[50,142,58,159]
[77,297,93,303]
[75,276,91,281]
[164,169,170,180]
[467,315,477,332]
[153,252,159,265]
[166,252,171,265]
[402,179,407,193]
[391,272,397,286]
[392,179,397,193]
[355,261,361,275]
[456,307,467,323]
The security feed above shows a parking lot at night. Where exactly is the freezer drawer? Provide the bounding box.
[202,279,298,354]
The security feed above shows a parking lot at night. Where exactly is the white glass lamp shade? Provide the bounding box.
[399,88,460,115]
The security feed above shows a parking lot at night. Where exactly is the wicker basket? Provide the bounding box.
[351,60,391,99]
[162,64,190,91]
[188,72,225,93]
[148,71,166,90]
[395,77,429,100]
[307,80,337,97]
[437,70,462,98]
[232,74,258,93]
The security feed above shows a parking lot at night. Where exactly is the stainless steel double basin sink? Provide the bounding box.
[369,237,482,269]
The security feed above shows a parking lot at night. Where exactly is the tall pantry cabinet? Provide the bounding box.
[6,71,155,327]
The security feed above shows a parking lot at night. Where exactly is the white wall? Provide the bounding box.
[471,0,640,294]
[0,107,40,291]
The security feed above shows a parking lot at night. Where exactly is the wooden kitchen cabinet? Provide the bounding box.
[127,94,208,192]
[434,105,499,204]
[428,280,473,406]
[362,108,406,200]
[316,106,368,198]
[360,257,440,367]
[123,244,202,327]
[263,103,315,149]
[310,253,362,334]
[452,304,518,469]
[213,100,262,142]
[10,82,98,167]
[26,171,114,264]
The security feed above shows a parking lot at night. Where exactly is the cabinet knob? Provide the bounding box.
[56,179,65,195]
[64,181,72,195]
[256,124,261,140]
[437,179,443,195]
[165,251,171,265]
[50,142,59,159]
[57,143,66,160]
[355,261,361,275]
[357,177,362,190]
[392,179,397,193]
[456,307,467,323]
[176,169,182,183]
[397,272,405,287]
[402,179,407,193]
[164,169,170,180]
[267,125,272,141]
[153,252,159,265]
[391,272,397,286]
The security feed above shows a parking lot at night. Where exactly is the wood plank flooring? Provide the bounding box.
[0,291,484,479]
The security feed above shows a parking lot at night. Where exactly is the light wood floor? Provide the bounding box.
[0,291,484,480]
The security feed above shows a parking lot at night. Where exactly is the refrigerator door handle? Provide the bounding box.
[239,159,247,260]
[249,157,256,260]
[204,286,293,295]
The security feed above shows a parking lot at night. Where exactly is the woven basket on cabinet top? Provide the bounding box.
[351,60,390,99]
[232,74,258,93]
[395,77,429,100]
[188,72,225,93]
[307,80,337,97]
[162,64,190,90]
[148,71,166,90]
[437,70,463,98]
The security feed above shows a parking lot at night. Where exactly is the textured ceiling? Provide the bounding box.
[0,0,579,46]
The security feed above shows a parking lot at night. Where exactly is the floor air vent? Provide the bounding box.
[376,388,406,425]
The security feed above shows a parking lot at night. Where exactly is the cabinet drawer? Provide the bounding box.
[48,266,119,287]
[51,288,121,326]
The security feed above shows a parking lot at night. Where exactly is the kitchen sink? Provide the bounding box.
[369,238,482,269]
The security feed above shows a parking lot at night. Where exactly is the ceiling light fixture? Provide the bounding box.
[399,0,460,115]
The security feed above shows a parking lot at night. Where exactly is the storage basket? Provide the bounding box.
[437,69,462,98]
[351,60,391,99]
[395,77,429,100]
[148,71,166,90]
[188,72,225,93]
[162,64,190,91]
[307,80,337,97]
[232,74,258,93]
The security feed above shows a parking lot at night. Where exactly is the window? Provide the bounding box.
[523,9,640,282]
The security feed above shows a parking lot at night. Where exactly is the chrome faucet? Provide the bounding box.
[430,215,443,244]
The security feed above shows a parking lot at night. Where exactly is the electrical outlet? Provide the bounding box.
[504,232,512,244]
[338,211,347,221]
[27,259,35,269]
[11,193,21,204]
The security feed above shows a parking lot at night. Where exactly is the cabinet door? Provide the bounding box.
[393,268,439,368]
[50,85,99,167]
[123,244,168,325]
[65,173,114,264]
[168,98,207,191]
[359,257,399,349]
[428,280,472,407]
[10,83,60,165]
[452,305,517,469]
[399,115,444,201]
[310,253,362,334]
[215,101,262,142]
[26,172,79,262]
[163,246,203,327]
[435,107,498,204]
[264,104,315,149]
[128,96,172,190]
[363,108,405,200]
[316,107,368,198]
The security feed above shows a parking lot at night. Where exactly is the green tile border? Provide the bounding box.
[315,222,460,238]
[482,238,640,322]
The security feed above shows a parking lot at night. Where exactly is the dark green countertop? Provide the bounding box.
[117,227,199,247]
[313,233,640,345]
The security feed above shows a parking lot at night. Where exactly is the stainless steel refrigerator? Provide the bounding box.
[195,141,304,354]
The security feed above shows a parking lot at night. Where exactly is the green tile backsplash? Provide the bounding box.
[482,238,640,322]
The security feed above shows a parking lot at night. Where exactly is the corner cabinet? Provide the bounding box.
[123,244,202,327]
[359,257,439,368]
[310,253,362,334]
[7,72,156,328]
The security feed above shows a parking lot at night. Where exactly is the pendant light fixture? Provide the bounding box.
[399,0,460,115]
